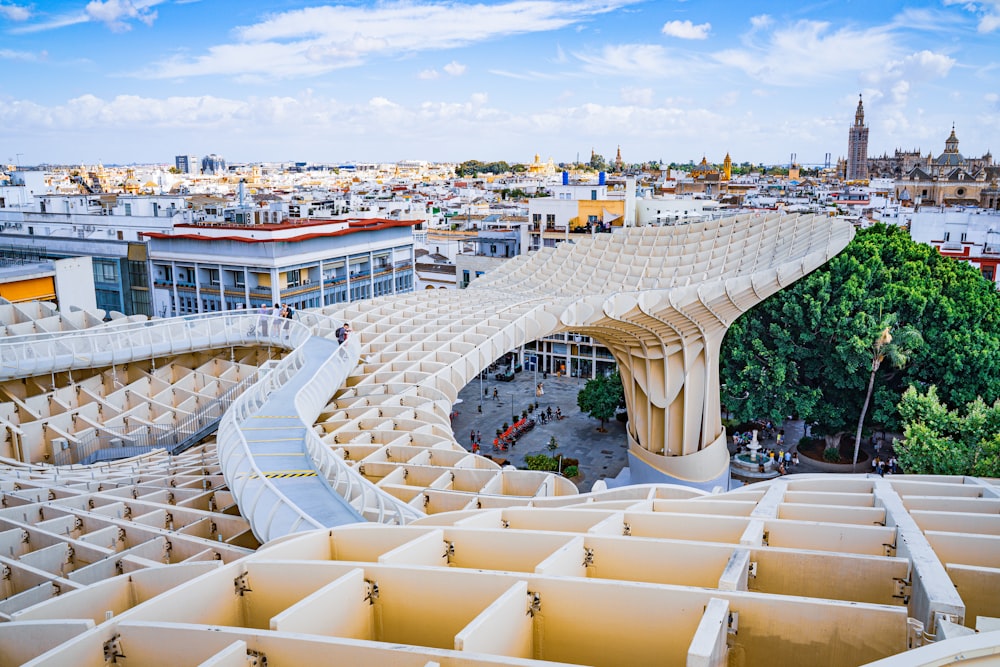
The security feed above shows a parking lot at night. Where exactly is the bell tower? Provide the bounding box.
[846,94,870,180]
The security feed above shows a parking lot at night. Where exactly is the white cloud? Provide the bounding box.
[143,0,638,79]
[11,0,164,32]
[749,14,772,31]
[443,60,467,76]
[0,2,30,21]
[714,20,895,82]
[0,48,42,61]
[488,69,561,81]
[861,50,955,107]
[620,86,653,105]
[863,50,955,84]
[716,90,739,107]
[418,69,440,79]
[661,19,710,40]
[85,0,162,30]
[575,44,675,78]
[943,0,1000,33]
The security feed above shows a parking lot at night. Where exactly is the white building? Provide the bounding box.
[908,209,1000,286]
[145,217,416,316]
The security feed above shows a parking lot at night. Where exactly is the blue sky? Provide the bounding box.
[1,0,998,166]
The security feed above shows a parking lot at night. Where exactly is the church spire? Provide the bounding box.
[854,94,865,127]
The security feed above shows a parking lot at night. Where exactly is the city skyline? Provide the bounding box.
[1,0,998,166]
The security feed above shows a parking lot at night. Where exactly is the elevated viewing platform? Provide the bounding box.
[0,213,997,667]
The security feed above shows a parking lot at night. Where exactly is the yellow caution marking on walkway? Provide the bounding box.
[245,438,305,443]
[240,426,295,431]
[239,470,318,479]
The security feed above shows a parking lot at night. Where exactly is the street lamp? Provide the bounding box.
[478,370,483,412]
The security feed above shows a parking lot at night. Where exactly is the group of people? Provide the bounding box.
[252,303,296,338]
[872,455,899,476]
[756,448,798,475]
[537,406,562,424]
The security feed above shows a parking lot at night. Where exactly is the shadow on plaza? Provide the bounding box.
[450,370,629,492]
[452,370,892,493]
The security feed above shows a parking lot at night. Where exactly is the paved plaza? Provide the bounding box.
[450,368,629,492]
[450,367,871,490]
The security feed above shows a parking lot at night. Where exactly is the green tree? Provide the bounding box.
[589,153,608,172]
[720,224,1000,443]
[895,386,1000,477]
[852,319,922,469]
[577,370,624,432]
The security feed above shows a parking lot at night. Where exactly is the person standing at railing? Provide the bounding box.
[270,303,282,338]
[280,304,294,339]
[257,304,270,336]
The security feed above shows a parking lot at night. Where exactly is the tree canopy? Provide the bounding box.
[455,160,511,177]
[589,153,608,172]
[895,385,1000,477]
[577,370,625,431]
[720,224,1000,439]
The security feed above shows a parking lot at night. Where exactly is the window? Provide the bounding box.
[591,190,597,200]
[128,261,148,288]
[208,269,220,286]
[462,270,470,286]
[546,214,555,224]
[983,267,995,282]
[532,214,541,224]
[124,203,132,215]
[943,232,950,242]
[98,261,118,281]
[286,269,301,287]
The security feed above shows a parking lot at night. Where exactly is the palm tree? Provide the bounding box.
[852,318,922,470]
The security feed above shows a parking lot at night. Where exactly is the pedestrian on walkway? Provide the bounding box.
[476,430,481,445]
[257,304,270,336]
[493,387,498,401]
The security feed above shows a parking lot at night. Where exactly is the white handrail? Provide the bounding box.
[0,313,310,380]
[215,339,326,543]
[293,337,424,525]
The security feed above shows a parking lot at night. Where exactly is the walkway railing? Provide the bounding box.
[51,368,270,466]
[0,312,309,381]
[216,337,326,542]
[2,309,427,539]
[293,339,424,525]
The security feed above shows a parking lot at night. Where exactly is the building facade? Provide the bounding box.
[144,218,416,316]
[908,209,1000,286]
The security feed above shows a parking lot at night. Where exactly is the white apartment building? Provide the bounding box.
[144,217,416,316]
